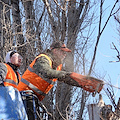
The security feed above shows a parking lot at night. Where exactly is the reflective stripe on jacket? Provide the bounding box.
[4,63,21,88]
[17,54,62,101]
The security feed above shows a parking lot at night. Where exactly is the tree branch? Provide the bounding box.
[88,0,119,75]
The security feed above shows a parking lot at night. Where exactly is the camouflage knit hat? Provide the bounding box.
[50,41,71,52]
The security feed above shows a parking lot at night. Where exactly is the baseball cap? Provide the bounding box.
[50,41,71,52]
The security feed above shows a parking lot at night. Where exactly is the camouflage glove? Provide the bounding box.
[61,72,72,79]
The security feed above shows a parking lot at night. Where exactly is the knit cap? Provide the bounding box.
[5,51,16,63]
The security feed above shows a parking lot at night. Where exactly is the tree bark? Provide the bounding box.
[0,0,10,61]
[11,0,27,71]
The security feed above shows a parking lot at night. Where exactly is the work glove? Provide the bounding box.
[59,72,81,87]
[61,72,72,79]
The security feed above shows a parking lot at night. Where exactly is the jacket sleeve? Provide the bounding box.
[33,56,67,79]
[0,63,7,84]
[33,56,81,87]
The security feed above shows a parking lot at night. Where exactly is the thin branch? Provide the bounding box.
[36,6,45,32]
[56,103,66,120]
[100,0,119,35]
[109,42,120,62]
[88,0,103,75]
[53,0,66,11]
[88,0,119,75]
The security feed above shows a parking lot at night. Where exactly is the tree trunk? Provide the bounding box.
[0,0,10,62]
[11,0,26,72]
[22,0,35,66]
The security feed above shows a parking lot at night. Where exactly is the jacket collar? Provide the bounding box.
[7,62,18,72]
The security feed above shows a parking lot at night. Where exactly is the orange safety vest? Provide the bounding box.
[17,54,62,101]
[4,63,21,89]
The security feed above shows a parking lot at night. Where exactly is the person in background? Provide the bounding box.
[0,51,23,88]
[0,51,28,120]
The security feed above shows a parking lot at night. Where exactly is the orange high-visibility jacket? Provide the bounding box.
[17,54,62,101]
[4,63,21,89]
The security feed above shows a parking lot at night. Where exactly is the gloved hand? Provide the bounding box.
[61,72,72,79]
[59,72,81,87]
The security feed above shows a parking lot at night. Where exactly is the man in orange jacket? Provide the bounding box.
[17,41,81,119]
[17,41,80,101]
[0,51,23,88]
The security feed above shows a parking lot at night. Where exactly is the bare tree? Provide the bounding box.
[88,0,119,75]
[0,0,119,119]
[0,0,10,61]
[11,0,27,72]
[41,0,94,119]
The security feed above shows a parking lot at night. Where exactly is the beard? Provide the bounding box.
[52,54,62,69]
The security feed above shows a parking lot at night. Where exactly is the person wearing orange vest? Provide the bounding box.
[0,51,28,119]
[17,41,81,102]
[0,51,23,88]
[17,41,81,119]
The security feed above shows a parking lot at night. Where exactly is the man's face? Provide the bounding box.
[10,53,23,67]
[53,48,67,62]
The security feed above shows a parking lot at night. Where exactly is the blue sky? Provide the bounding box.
[97,18,120,102]
[94,1,120,105]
